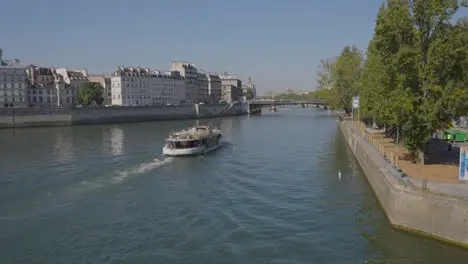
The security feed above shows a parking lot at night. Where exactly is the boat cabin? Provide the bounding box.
[166,139,204,149]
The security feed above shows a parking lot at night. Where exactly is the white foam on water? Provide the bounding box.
[112,157,174,183]
[66,157,174,196]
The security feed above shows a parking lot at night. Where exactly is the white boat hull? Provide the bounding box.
[162,142,221,157]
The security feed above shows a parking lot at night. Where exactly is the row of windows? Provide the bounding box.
[29,96,74,104]
[0,83,26,89]
[36,76,54,82]
[28,89,75,95]
[0,75,27,82]
[115,99,182,106]
[112,94,184,100]
[1,91,25,96]
[0,97,26,102]
[112,87,184,92]
[114,83,183,89]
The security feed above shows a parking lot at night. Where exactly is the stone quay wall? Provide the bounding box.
[0,103,249,129]
[338,119,468,248]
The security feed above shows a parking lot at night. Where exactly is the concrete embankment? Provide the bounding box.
[0,103,249,129]
[338,119,468,248]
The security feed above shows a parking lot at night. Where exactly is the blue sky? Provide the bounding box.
[1,0,466,95]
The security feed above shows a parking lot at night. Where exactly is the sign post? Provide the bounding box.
[352,96,360,122]
[459,147,468,181]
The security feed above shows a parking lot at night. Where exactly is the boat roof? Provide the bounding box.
[166,125,221,141]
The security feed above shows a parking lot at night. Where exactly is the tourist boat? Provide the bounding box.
[162,125,223,156]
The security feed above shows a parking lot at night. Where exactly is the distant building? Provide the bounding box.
[171,62,200,103]
[218,72,242,90]
[197,73,209,103]
[221,84,243,103]
[25,65,56,107]
[110,66,186,106]
[0,50,28,108]
[206,73,222,103]
[53,68,89,108]
[243,76,257,100]
[218,73,243,102]
[88,74,112,105]
[25,66,88,108]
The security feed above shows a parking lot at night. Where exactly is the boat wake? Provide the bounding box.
[59,156,174,202]
[112,157,174,183]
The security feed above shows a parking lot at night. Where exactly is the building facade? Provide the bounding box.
[244,76,257,100]
[88,74,112,105]
[53,68,88,108]
[218,73,243,103]
[197,73,209,103]
[221,84,243,103]
[171,62,201,103]
[25,65,57,107]
[206,73,222,103]
[110,66,186,106]
[0,50,28,108]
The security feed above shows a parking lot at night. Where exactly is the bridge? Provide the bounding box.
[249,99,327,108]
[248,99,328,114]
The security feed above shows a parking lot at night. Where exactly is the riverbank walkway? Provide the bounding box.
[353,121,468,199]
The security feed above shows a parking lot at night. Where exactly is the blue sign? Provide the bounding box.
[459,147,468,181]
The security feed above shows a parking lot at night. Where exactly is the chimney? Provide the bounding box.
[0,48,2,61]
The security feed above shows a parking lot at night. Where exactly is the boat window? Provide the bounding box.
[166,140,199,149]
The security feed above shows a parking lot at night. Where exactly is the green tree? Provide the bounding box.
[244,88,255,100]
[400,0,467,163]
[75,82,104,106]
[316,58,335,91]
[327,0,468,163]
[322,46,363,110]
[360,1,417,132]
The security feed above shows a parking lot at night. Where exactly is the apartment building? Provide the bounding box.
[171,62,200,103]
[110,66,186,106]
[218,73,243,103]
[218,72,242,90]
[88,74,112,105]
[0,49,28,108]
[221,84,243,103]
[25,65,57,107]
[53,68,89,108]
[206,73,222,103]
[197,73,209,103]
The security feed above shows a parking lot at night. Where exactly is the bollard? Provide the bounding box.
[422,179,428,190]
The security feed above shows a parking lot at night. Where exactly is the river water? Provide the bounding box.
[0,108,467,263]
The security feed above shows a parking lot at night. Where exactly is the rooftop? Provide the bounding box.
[114,66,185,79]
[0,59,24,68]
[217,72,240,80]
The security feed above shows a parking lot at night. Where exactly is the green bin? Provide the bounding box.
[443,129,467,142]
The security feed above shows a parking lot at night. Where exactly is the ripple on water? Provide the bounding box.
[2,110,468,264]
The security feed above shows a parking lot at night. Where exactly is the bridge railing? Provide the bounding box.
[250,99,326,104]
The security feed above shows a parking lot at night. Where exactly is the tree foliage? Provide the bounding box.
[76,82,104,106]
[319,0,468,163]
[316,47,363,111]
[244,88,255,100]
